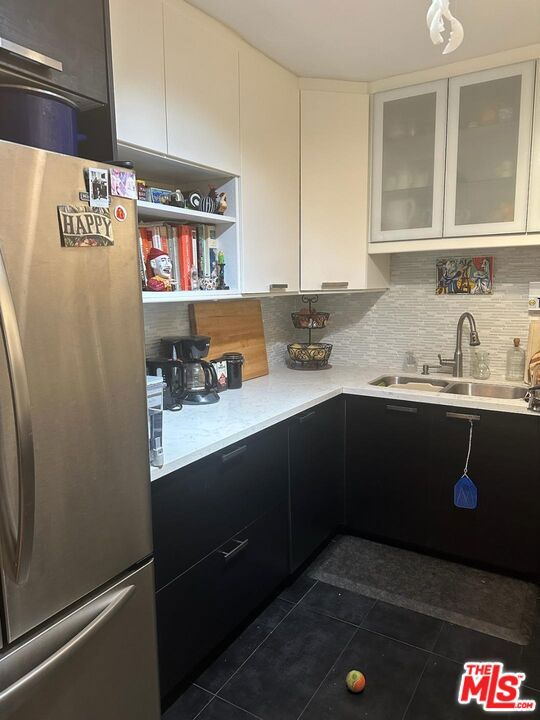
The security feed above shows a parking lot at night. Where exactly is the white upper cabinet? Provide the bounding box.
[444,62,535,237]
[528,61,540,232]
[371,80,448,243]
[163,0,240,175]
[109,0,167,153]
[239,47,299,294]
[301,89,386,291]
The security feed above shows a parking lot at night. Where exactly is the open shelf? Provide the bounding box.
[137,200,236,225]
[142,289,242,304]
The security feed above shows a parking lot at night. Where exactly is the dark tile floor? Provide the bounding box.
[164,574,540,720]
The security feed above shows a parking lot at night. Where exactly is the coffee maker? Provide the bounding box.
[161,335,220,405]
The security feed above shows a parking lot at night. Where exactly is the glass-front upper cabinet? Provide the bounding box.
[444,62,535,237]
[371,80,448,243]
[528,61,540,232]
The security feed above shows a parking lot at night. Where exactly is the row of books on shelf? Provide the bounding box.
[138,223,224,292]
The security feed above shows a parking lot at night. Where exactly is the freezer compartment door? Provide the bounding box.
[0,560,160,720]
[0,141,152,641]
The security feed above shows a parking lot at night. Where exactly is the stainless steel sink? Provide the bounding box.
[442,382,527,400]
[369,375,450,390]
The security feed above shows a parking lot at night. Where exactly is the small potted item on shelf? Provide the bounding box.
[287,296,333,370]
[146,248,175,292]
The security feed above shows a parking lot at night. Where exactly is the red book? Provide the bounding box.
[139,227,153,265]
[178,225,193,290]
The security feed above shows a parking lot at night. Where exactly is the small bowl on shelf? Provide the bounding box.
[287,342,333,370]
[291,310,330,329]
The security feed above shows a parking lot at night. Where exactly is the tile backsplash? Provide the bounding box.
[144,246,540,378]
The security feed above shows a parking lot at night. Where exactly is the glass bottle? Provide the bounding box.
[506,338,526,381]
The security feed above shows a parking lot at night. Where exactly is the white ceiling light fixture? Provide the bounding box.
[427,0,465,54]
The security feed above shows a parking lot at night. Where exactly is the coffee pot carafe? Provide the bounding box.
[160,335,220,405]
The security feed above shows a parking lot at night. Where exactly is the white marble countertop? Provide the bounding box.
[150,364,536,481]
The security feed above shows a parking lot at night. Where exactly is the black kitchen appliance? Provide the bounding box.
[145,357,183,411]
[161,335,219,405]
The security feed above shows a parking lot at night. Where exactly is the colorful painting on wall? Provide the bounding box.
[436,256,494,295]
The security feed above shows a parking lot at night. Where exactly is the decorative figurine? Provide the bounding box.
[205,186,227,215]
[146,247,174,292]
[200,194,217,214]
[170,189,185,207]
[217,249,229,290]
[216,192,228,215]
[185,191,202,210]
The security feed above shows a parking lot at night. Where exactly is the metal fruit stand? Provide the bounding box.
[287,295,333,370]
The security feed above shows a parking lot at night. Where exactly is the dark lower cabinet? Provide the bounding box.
[426,406,540,575]
[345,395,430,548]
[156,502,289,698]
[289,396,345,571]
[152,423,289,591]
[345,394,540,577]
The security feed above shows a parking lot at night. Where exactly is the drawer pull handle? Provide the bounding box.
[386,404,417,414]
[221,445,247,463]
[0,37,63,72]
[321,281,348,289]
[299,410,316,424]
[269,283,288,290]
[219,538,249,561]
[446,412,480,422]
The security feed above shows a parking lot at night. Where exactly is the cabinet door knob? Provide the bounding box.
[0,37,63,72]
[299,410,316,424]
[218,538,249,561]
[221,445,247,463]
[269,284,288,291]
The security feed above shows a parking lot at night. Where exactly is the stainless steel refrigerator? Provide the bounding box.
[0,140,160,719]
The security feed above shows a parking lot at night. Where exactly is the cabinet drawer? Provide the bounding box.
[152,423,288,590]
[155,502,289,697]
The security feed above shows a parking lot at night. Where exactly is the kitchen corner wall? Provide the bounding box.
[143,246,540,378]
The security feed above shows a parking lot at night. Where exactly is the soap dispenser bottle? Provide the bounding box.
[506,338,525,381]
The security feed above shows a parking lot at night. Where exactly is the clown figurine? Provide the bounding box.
[146,247,174,292]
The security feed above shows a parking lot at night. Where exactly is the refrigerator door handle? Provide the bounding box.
[0,247,35,584]
[0,585,135,715]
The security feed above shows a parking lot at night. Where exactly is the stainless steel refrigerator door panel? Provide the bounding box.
[0,141,153,642]
[0,560,160,720]
[0,243,35,585]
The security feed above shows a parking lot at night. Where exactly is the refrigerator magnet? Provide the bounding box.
[88,167,110,208]
[114,205,127,222]
[57,205,114,247]
[110,167,137,200]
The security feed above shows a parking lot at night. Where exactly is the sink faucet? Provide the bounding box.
[440,312,481,378]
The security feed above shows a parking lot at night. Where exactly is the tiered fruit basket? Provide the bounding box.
[287,296,332,370]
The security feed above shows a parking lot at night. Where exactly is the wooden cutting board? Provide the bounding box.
[189,299,269,380]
